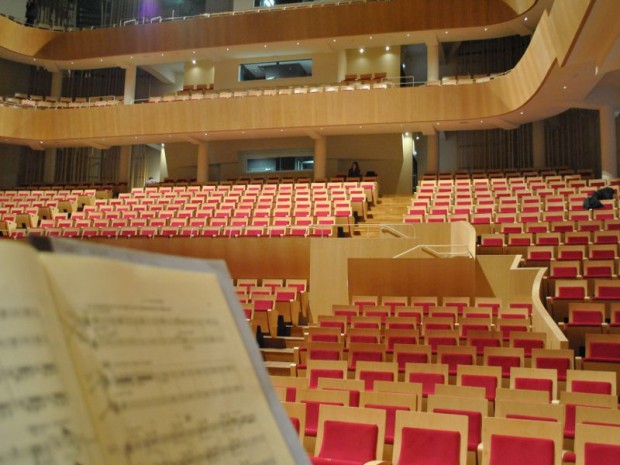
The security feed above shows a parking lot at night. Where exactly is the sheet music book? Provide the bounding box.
[0,239,309,465]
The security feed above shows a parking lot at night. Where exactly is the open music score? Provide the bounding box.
[0,241,307,465]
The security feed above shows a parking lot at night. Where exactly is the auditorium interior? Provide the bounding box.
[1,0,620,463]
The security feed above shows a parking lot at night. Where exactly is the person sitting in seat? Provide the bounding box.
[348,161,361,178]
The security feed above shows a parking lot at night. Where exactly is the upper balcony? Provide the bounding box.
[0,0,618,150]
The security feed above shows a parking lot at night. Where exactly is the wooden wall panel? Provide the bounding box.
[476,254,568,349]
[347,257,476,300]
[88,237,311,279]
[0,1,519,61]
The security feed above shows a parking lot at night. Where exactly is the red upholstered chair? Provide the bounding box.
[566,369,616,396]
[424,329,459,355]
[467,330,503,361]
[392,344,432,375]
[437,345,476,377]
[573,423,620,465]
[386,410,468,465]
[384,328,419,356]
[456,365,502,402]
[474,297,503,317]
[347,343,386,371]
[593,279,620,300]
[305,360,348,389]
[296,388,349,450]
[316,378,364,408]
[381,296,409,315]
[442,296,471,316]
[355,361,398,391]
[480,417,563,465]
[582,259,616,279]
[270,375,308,403]
[282,401,306,443]
[311,405,385,465]
[546,279,589,323]
[317,314,347,332]
[582,334,620,374]
[531,348,575,388]
[385,317,418,331]
[559,391,617,444]
[495,318,530,343]
[298,341,344,371]
[359,391,418,449]
[458,317,492,342]
[306,326,342,343]
[509,331,546,358]
[428,394,488,461]
[405,363,449,398]
[509,367,558,402]
[346,328,381,345]
[483,347,525,379]
[410,296,438,315]
[495,399,564,426]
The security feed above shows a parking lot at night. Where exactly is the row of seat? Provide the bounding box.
[420,168,594,181]
[6,223,342,241]
[273,354,620,457]
[145,80,394,104]
[480,230,620,249]
[276,385,619,464]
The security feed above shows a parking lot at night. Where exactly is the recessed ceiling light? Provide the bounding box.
[296,42,300,45]
[360,48,365,54]
[520,111,524,115]
[406,33,410,37]
[99,58,103,62]
[369,36,373,40]
[226,47,230,51]
[524,16,528,21]
[484,27,488,31]
[264,44,267,48]
[161,53,164,56]
[415,136,419,140]
[444,31,448,34]
[480,120,484,123]
[332,39,336,42]
[130,56,134,59]
[436,122,440,125]
[385,45,390,51]
[563,85,567,90]
[192,50,196,54]
[192,59,196,65]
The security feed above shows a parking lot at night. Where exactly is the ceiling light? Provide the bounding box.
[563,85,567,90]
[524,16,528,21]
[192,50,196,54]
[444,31,448,34]
[296,42,300,45]
[520,111,524,115]
[192,59,196,65]
[385,45,390,51]
[263,44,267,48]
[360,48,365,54]
[484,27,488,31]
[415,136,420,140]
[369,36,373,40]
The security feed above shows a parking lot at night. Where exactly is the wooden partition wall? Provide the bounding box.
[89,237,311,279]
